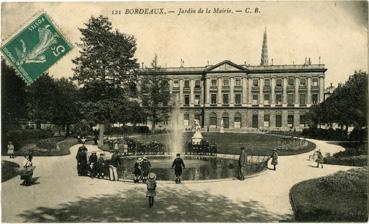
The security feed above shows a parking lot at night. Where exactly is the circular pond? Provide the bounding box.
[116,155,269,181]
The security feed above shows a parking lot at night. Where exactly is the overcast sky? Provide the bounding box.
[2,1,368,86]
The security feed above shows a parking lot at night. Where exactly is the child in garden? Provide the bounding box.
[97,153,106,178]
[146,172,157,208]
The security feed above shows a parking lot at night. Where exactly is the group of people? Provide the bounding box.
[133,156,151,183]
[75,146,109,178]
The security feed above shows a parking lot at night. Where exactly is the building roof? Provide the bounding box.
[139,60,327,75]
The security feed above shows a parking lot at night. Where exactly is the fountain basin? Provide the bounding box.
[114,155,269,181]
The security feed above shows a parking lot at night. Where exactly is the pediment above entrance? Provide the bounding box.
[205,60,247,72]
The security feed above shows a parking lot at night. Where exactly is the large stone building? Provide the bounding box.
[141,30,327,131]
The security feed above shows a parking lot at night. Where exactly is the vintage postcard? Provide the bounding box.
[1,1,368,223]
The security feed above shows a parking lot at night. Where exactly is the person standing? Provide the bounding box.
[97,153,106,178]
[171,153,185,184]
[316,149,324,168]
[76,146,85,176]
[146,172,157,208]
[109,150,121,181]
[20,155,34,186]
[141,156,151,183]
[134,158,143,183]
[89,152,98,177]
[80,146,88,176]
[7,141,15,158]
[238,147,247,180]
[270,148,279,171]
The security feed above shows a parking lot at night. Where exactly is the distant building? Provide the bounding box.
[140,30,327,131]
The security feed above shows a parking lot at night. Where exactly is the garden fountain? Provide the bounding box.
[168,95,184,155]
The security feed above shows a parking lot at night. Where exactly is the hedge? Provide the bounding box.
[5,129,53,151]
[290,167,368,222]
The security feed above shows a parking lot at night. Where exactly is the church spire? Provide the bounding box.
[260,28,268,66]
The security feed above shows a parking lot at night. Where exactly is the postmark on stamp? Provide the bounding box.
[1,12,72,85]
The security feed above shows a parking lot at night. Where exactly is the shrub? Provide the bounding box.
[36,137,64,150]
[301,128,349,141]
[6,129,53,150]
[291,167,368,222]
[105,126,150,135]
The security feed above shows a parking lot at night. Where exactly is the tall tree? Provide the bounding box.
[140,55,171,131]
[52,78,80,136]
[72,15,139,145]
[26,74,56,128]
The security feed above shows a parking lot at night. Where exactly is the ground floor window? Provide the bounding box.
[264,114,270,127]
[252,114,258,128]
[234,113,241,128]
[276,115,282,127]
[222,113,229,128]
[209,113,217,126]
[300,115,306,127]
[288,115,294,128]
[184,113,189,126]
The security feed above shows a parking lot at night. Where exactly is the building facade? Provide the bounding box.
[141,31,327,131]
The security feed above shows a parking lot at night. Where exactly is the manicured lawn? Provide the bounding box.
[129,132,315,156]
[290,167,368,222]
[324,142,368,166]
[1,160,20,182]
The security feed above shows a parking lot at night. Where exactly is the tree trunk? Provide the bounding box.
[151,115,156,132]
[65,124,70,137]
[98,123,105,147]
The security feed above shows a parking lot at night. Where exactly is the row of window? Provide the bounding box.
[172,78,320,88]
[183,93,319,106]
[183,113,307,128]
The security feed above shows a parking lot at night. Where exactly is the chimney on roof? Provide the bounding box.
[319,56,321,64]
[180,59,184,67]
[308,57,311,65]
[141,62,144,68]
[260,28,268,66]
[304,57,307,65]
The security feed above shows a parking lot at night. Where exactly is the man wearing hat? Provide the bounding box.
[238,147,247,180]
[109,150,121,181]
[171,153,185,183]
[134,157,143,183]
[146,172,157,207]
[270,148,279,171]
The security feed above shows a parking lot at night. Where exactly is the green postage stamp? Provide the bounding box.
[1,13,72,85]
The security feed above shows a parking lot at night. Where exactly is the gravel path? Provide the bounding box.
[1,139,352,222]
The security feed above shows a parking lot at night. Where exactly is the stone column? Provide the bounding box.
[200,80,204,106]
[307,77,312,106]
[282,110,288,130]
[206,78,210,106]
[258,110,264,129]
[259,78,264,107]
[319,77,325,103]
[179,79,184,106]
[169,79,173,94]
[270,110,276,129]
[190,79,195,107]
[271,78,276,107]
[242,77,248,106]
[283,78,288,107]
[248,78,253,105]
[217,77,222,106]
[230,77,234,106]
[294,77,299,107]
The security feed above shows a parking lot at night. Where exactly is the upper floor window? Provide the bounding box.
[252,94,259,105]
[184,80,190,88]
[223,79,229,86]
[235,94,241,105]
[173,80,179,88]
[211,79,217,87]
[276,79,282,87]
[264,79,270,87]
[184,95,190,105]
[312,94,319,104]
[288,78,294,86]
[300,78,306,87]
[194,94,200,105]
[195,80,201,88]
[211,93,217,105]
[223,93,229,105]
[253,79,259,87]
[312,78,319,87]
[276,94,282,105]
[235,78,241,86]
